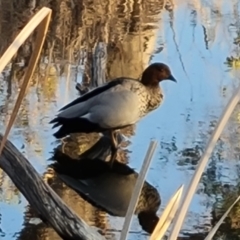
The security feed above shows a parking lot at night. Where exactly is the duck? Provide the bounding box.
[50,62,177,166]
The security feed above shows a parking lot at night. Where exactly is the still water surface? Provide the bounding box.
[1,0,240,239]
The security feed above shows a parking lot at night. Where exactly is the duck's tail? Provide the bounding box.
[50,117,103,139]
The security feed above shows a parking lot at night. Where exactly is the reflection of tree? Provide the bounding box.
[174,109,240,238]
[211,183,240,240]
[196,43,240,239]
[189,0,223,49]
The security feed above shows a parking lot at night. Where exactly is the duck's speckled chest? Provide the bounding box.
[120,79,163,117]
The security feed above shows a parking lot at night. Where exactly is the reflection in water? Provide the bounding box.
[52,136,161,234]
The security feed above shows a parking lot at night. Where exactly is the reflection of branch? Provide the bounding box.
[169,11,193,100]
[169,13,189,79]
[202,25,209,50]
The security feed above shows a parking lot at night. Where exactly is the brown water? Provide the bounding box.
[1,0,240,239]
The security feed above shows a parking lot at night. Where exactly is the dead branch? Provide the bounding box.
[0,134,105,240]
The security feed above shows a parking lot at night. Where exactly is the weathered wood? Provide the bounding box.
[0,134,105,240]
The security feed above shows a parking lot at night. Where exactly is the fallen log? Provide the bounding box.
[0,134,105,240]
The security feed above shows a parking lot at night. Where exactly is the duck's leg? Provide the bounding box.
[109,130,118,167]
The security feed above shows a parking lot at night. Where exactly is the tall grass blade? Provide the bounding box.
[150,185,183,240]
[169,85,240,240]
[204,195,240,240]
[0,7,52,156]
[119,140,158,240]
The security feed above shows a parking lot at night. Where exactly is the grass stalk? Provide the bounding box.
[150,185,183,240]
[119,140,158,240]
[0,7,52,156]
[204,195,240,240]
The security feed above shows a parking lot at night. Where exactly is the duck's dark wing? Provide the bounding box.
[60,77,135,111]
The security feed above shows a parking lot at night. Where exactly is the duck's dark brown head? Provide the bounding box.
[141,62,177,87]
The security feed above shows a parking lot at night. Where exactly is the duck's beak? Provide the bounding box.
[168,75,177,82]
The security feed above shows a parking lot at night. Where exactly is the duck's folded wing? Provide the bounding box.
[91,90,141,128]
[60,78,126,111]
[58,89,141,129]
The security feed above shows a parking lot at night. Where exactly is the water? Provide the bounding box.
[1,0,240,239]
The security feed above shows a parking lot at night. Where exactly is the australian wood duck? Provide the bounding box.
[50,62,176,165]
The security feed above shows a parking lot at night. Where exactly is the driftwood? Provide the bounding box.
[0,134,105,240]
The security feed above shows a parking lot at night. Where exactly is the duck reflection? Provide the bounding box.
[51,134,161,234]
